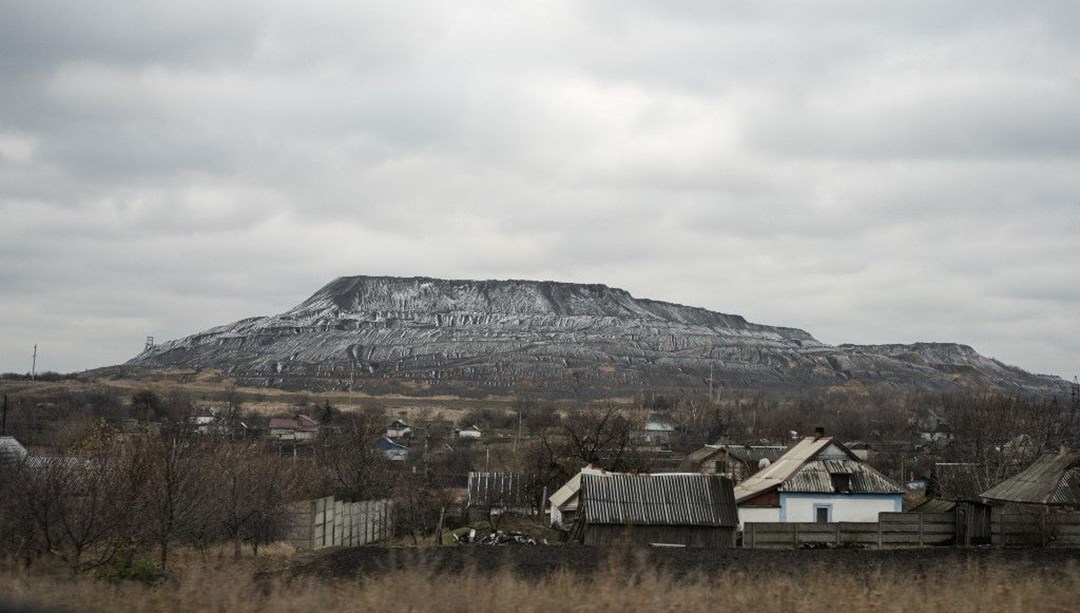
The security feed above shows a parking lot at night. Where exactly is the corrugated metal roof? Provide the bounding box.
[734,436,858,503]
[0,436,28,465]
[468,472,530,507]
[980,451,1080,506]
[779,459,903,495]
[581,473,738,527]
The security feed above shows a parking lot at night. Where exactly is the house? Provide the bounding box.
[375,436,409,461]
[268,414,320,442]
[457,425,482,440]
[845,441,873,461]
[980,446,1080,509]
[548,465,607,530]
[386,419,412,439]
[681,444,787,483]
[190,407,218,434]
[734,429,904,525]
[466,472,534,520]
[577,473,738,548]
[641,414,676,447]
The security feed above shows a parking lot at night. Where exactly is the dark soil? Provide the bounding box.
[291,545,1080,582]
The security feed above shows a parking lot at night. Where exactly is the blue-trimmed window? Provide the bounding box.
[813,504,832,523]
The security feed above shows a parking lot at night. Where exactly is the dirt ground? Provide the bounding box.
[292,545,1080,582]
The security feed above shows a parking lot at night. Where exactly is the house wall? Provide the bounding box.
[779,493,902,523]
[550,506,578,530]
[738,506,780,526]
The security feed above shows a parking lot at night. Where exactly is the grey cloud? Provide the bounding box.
[0,1,1077,379]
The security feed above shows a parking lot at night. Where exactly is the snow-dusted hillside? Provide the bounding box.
[124,276,1066,397]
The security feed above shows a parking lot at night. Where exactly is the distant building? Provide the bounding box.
[642,414,676,448]
[375,436,409,461]
[268,414,320,441]
[386,419,412,439]
[467,472,533,520]
[457,425,482,440]
[681,444,787,483]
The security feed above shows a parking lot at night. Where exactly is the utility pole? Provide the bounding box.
[1,394,7,436]
[31,344,37,381]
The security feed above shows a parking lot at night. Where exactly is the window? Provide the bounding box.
[714,460,729,474]
[814,504,831,523]
[830,472,851,492]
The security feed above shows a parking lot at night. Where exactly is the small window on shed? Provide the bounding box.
[830,472,851,492]
[714,460,729,474]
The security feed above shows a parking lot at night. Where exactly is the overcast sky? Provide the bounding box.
[1,1,1077,379]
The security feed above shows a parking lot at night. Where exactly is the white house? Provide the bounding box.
[642,414,676,446]
[268,414,320,441]
[457,425,482,440]
[734,431,903,526]
[386,419,411,439]
[375,437,409,461]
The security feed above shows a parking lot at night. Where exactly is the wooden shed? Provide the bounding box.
[577,473,737,548]
[910,498,993,546]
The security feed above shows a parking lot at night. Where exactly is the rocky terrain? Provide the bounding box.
[121,276,1066,398]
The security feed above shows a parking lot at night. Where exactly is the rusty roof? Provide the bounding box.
[581,473,737,527]
[980,451,1080,506]
[779,459,903,495]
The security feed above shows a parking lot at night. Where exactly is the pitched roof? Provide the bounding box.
[682,443,787,470]
[581,473,738,527]
[269,416,319,432]
[980,450,1080,506]
[468,472,530,507]
[375,436,408,451]
[780,459,903,495]
[734,436,896,503]
[549,466,607,509]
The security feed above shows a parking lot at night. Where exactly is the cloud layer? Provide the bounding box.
[1,1,1077,378]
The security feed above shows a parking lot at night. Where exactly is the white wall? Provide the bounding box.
[780,494,901,523]
[738,506,780,527]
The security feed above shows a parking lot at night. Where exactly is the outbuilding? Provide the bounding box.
[577,473,738,548]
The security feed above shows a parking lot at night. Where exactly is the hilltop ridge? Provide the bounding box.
[124,275,1066,398]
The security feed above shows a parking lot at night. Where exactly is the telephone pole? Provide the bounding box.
[31,344,37,381]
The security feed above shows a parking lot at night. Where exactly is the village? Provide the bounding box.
[3,381,1079,565]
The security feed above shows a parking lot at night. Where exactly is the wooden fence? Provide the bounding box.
[287,496,394,550]
[992,512,1080,547]
[743,513,957,549]
[744,511,1080,549]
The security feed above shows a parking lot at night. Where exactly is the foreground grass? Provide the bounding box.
[2,552,1078,613]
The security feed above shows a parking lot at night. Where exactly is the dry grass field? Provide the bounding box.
[2,546,1079,612]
